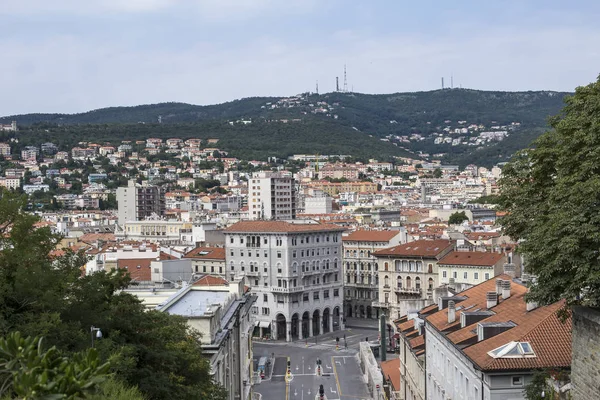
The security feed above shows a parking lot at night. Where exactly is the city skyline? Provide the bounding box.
[1,0,599,115]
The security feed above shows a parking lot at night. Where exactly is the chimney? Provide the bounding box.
[503,263,516,278]
[448,300,456,323]
[449,277,455,291]
[486,291,498,309]
[502,280,511,299]
[495,279,503,295]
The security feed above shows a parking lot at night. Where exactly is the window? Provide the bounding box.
[240,237,244,244]
[230,250,234,256]
[230,237,234,244]
[512,376,523,386]
[251,306,258,314]
[240,250,244,257]
[277,251,282,259]
[261,307,270,315]
[313,291,320,300]
[334,289,339,297]
[292,250,297,258]
[485,272,490,280]
[324,290,329,299]
[442,270,447,278]
[263,294,268,302]
[453,271,457,279]
[463,272,468,280]
[474,272,479,280]
[254,279,258,286]
[303,293,309,302]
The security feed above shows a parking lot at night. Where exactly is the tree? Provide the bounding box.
[448,211,468,225]
[433,168,443,178]
[499,76,600,311]
[0,190,226,399]
[0,332,109,399]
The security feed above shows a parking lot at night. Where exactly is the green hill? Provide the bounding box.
[0,89,570,166]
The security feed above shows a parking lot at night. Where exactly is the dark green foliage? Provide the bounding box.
[499,76,600,309]
[468,194,501,205]
[0,89,569,166]
[448,211,468,225]
[0,332,109,399]
[0,190,225,399]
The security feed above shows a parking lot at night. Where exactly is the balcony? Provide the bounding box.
[395,286,422,295]
[246,270,260,277]
[372,301,390,308]
[271,286,305,294]
[383,284,391,291]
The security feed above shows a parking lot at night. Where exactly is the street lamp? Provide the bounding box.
[90,326,102,348]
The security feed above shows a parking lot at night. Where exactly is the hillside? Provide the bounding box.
[0,89,570,166]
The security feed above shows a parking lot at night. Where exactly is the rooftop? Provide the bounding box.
[374,239,453,258]
[343,229,402,242]
[224,220,346,234]
[438,251,504,267]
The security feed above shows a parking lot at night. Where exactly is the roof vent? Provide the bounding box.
[460,310,495,328]
[502,280,511,299]
[503,263,516,278]
[477,321,516,342]
[448,300,456,324]
[495,279,503,295]
[486,291,498,309]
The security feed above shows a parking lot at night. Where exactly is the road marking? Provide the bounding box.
[335,361,342,365]
[331,356,343,397]
[330,386,337,394]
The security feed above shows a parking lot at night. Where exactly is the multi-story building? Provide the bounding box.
[116,179,165,225]
[424,272,571,400]
[437,251,508,291]
[0,177,21,190]
[157,277,256,400]
[318,163,359,180]
[308,180,378,196]
[184,246,226,277]
[224,220,345,341]
[248,172,296,220]
[40,142,58,155]
[55,194,100,209]
[21,146,39,161]
[71,147,96,159]
[374,239,454,319]
[342,229,407,320]
[0,143,11,156]
[0,121,17,131]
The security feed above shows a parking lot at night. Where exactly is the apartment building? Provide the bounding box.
[437,251,507,291]
[374,239,454,319]
[224,220,345,341]
[183,246,226,277]
[342,229,406,320]
[424,274,571,400]
[21,146,39,161]
[116,179,165,225]
[248,172,296,220]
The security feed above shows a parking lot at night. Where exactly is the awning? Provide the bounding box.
[255,321,270,328]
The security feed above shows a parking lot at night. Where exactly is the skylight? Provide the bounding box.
[488,342,536,358]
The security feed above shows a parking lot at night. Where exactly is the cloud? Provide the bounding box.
[0,6,599,115]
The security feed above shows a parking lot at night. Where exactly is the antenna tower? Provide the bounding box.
[451,75,454,89]
[343,64,348,93]
[441,77,445,90]
[316,81,319,95]
[336,77,339,92]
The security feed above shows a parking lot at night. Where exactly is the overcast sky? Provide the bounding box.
[1,0,599,115]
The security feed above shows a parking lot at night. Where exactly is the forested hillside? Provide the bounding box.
[0,89,570,166]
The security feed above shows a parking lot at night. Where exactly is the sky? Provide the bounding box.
[1,0,600,115]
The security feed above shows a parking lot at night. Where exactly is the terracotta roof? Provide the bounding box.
[80,232,116,244]
[193,275,228,286]
[425,275,571,371]
[438,251,504,267]
[159,251,178,260]
[380,358,400,391]
[466,232,500,240]
[117,258,152,281]
[343,230,401,242]
[224,220,346,234]
[374,239,453,258]
[183,247,226,260]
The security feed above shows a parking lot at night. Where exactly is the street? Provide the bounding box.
[253,322,377,400]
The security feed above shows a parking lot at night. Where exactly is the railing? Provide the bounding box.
[395,287,422,295]
[246,270,260,277]
[271,286,305,294]
[372,301,391,308]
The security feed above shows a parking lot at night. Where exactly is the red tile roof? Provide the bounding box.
[374,239,453,258]
[193,275,228,286]
[343,230,401,242]
[117,258,152,281]
[380,358,401,391]
[183,247,226,260]
[425,275,572,371]
[224,220,346,233]
[438,251,504,267]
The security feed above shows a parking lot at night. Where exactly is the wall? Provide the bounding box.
[358,342,384,399]
[572,306,600,399]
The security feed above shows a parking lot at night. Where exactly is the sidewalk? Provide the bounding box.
[344,317,379,330]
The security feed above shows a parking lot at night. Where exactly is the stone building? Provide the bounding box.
[224,220,345,341]
[342,229,406,320]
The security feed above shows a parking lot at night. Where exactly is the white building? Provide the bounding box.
[304,194,333,214]
[248,172,296,220]
[224,220,345,341]
[157,277,256,400]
